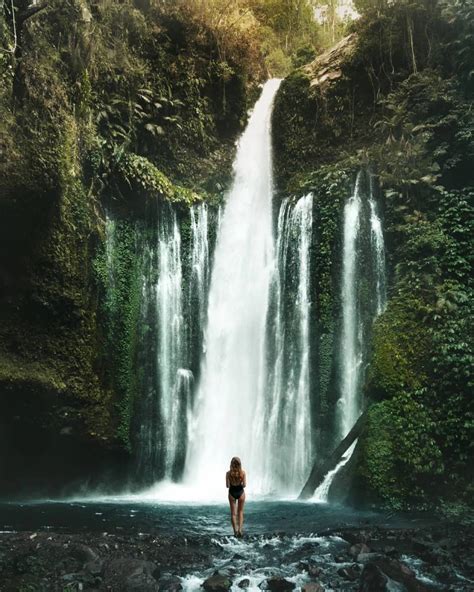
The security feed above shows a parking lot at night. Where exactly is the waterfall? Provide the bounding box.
[314,171,386,501]
[116,203,211,484]
[190,203,210,341]
[262,194,314,494]
[155,210,187,479]
[337,172,363,438]
[369,189,387,316]
[183,80,282,497]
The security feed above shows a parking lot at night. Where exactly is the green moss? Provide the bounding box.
[368,295,431,400]
[118,153,202,205]
[359,396,444,508]
[93,218,145,449]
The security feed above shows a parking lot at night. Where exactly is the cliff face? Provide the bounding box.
[272,3,473,510]
[0,0,262,495]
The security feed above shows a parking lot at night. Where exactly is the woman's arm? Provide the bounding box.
[225,471,230,488]
[242,470,247,487]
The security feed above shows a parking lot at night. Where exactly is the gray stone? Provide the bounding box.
[84,559,103,576]
[158,575,183,591]
[68,544,98,564]
[349,543,371,558]
[301,583,325,592]
[359,563,388,592]
[337,566,359,581]
[202,573,232,591]
[307,563,322,578]
[266,576,296,591]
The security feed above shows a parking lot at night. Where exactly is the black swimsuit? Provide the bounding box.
[229,482,244,500]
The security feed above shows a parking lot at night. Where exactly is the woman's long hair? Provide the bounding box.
[229,457,243,484]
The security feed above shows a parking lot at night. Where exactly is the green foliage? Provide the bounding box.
[368,295,430,399]
[118,153,202,205]
[273,0,474,509]
[93,219,143,449]
[360,394,444,508]
[361,185,473,507]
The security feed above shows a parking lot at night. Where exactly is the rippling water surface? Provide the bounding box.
[0,499,428,536]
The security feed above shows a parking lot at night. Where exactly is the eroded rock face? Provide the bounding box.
[303,34,359,93]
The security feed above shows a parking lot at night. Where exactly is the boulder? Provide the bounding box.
[307,563,322,578]
[125,561,160,592]
[266,577,295,591]
[238,578,250,588]
[359,563,388,591]
[202,573,232,591]
[349,543,371,558]
[68,543,98,564]
[104,558,159,592]
[302,583,325,592]
[84,559,103,576]
[372,558,430,592]
[337,566,359,581]
[158,575,183,591]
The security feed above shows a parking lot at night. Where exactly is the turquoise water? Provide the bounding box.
[0,500,426,536]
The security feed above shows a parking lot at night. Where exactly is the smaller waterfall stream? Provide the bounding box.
[189,204,210,345]
[337,173,363,439]
[156,210,186,478]
[314,171,386,501]
[263,194,314,494]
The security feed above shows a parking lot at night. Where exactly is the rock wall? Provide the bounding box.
[0,0,262,495]
[272,3,474,510]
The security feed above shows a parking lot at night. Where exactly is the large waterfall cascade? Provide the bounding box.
[314,171,387,501]
[183,79,285,497]
[103,84,387,502]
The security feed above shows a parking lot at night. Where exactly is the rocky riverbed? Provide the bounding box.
[0,524,472,591]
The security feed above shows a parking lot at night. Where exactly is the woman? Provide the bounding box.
[226,457,246,537]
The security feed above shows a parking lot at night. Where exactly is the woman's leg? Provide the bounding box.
[228,495,238,535]
[237,492,246,535]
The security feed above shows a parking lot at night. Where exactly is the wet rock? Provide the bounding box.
[307,563,322,578]
[359,563,388,591]
[301,583,325,592]
[104,558,159,591]
[68,544,99,564]
[158,575,183,591]
[412,539,445,565]
[357,552,381,563]
[334,555,346,563]
[62,572,83,582]
[238,578,250,588]
[202,573,232,591]
[265,576,296,591]
[349,543,371,558]
[84,558,103,576]
[338,566,359,581]
[125,561,160,592]
[372,558,430,592]
[383,546,398,557]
